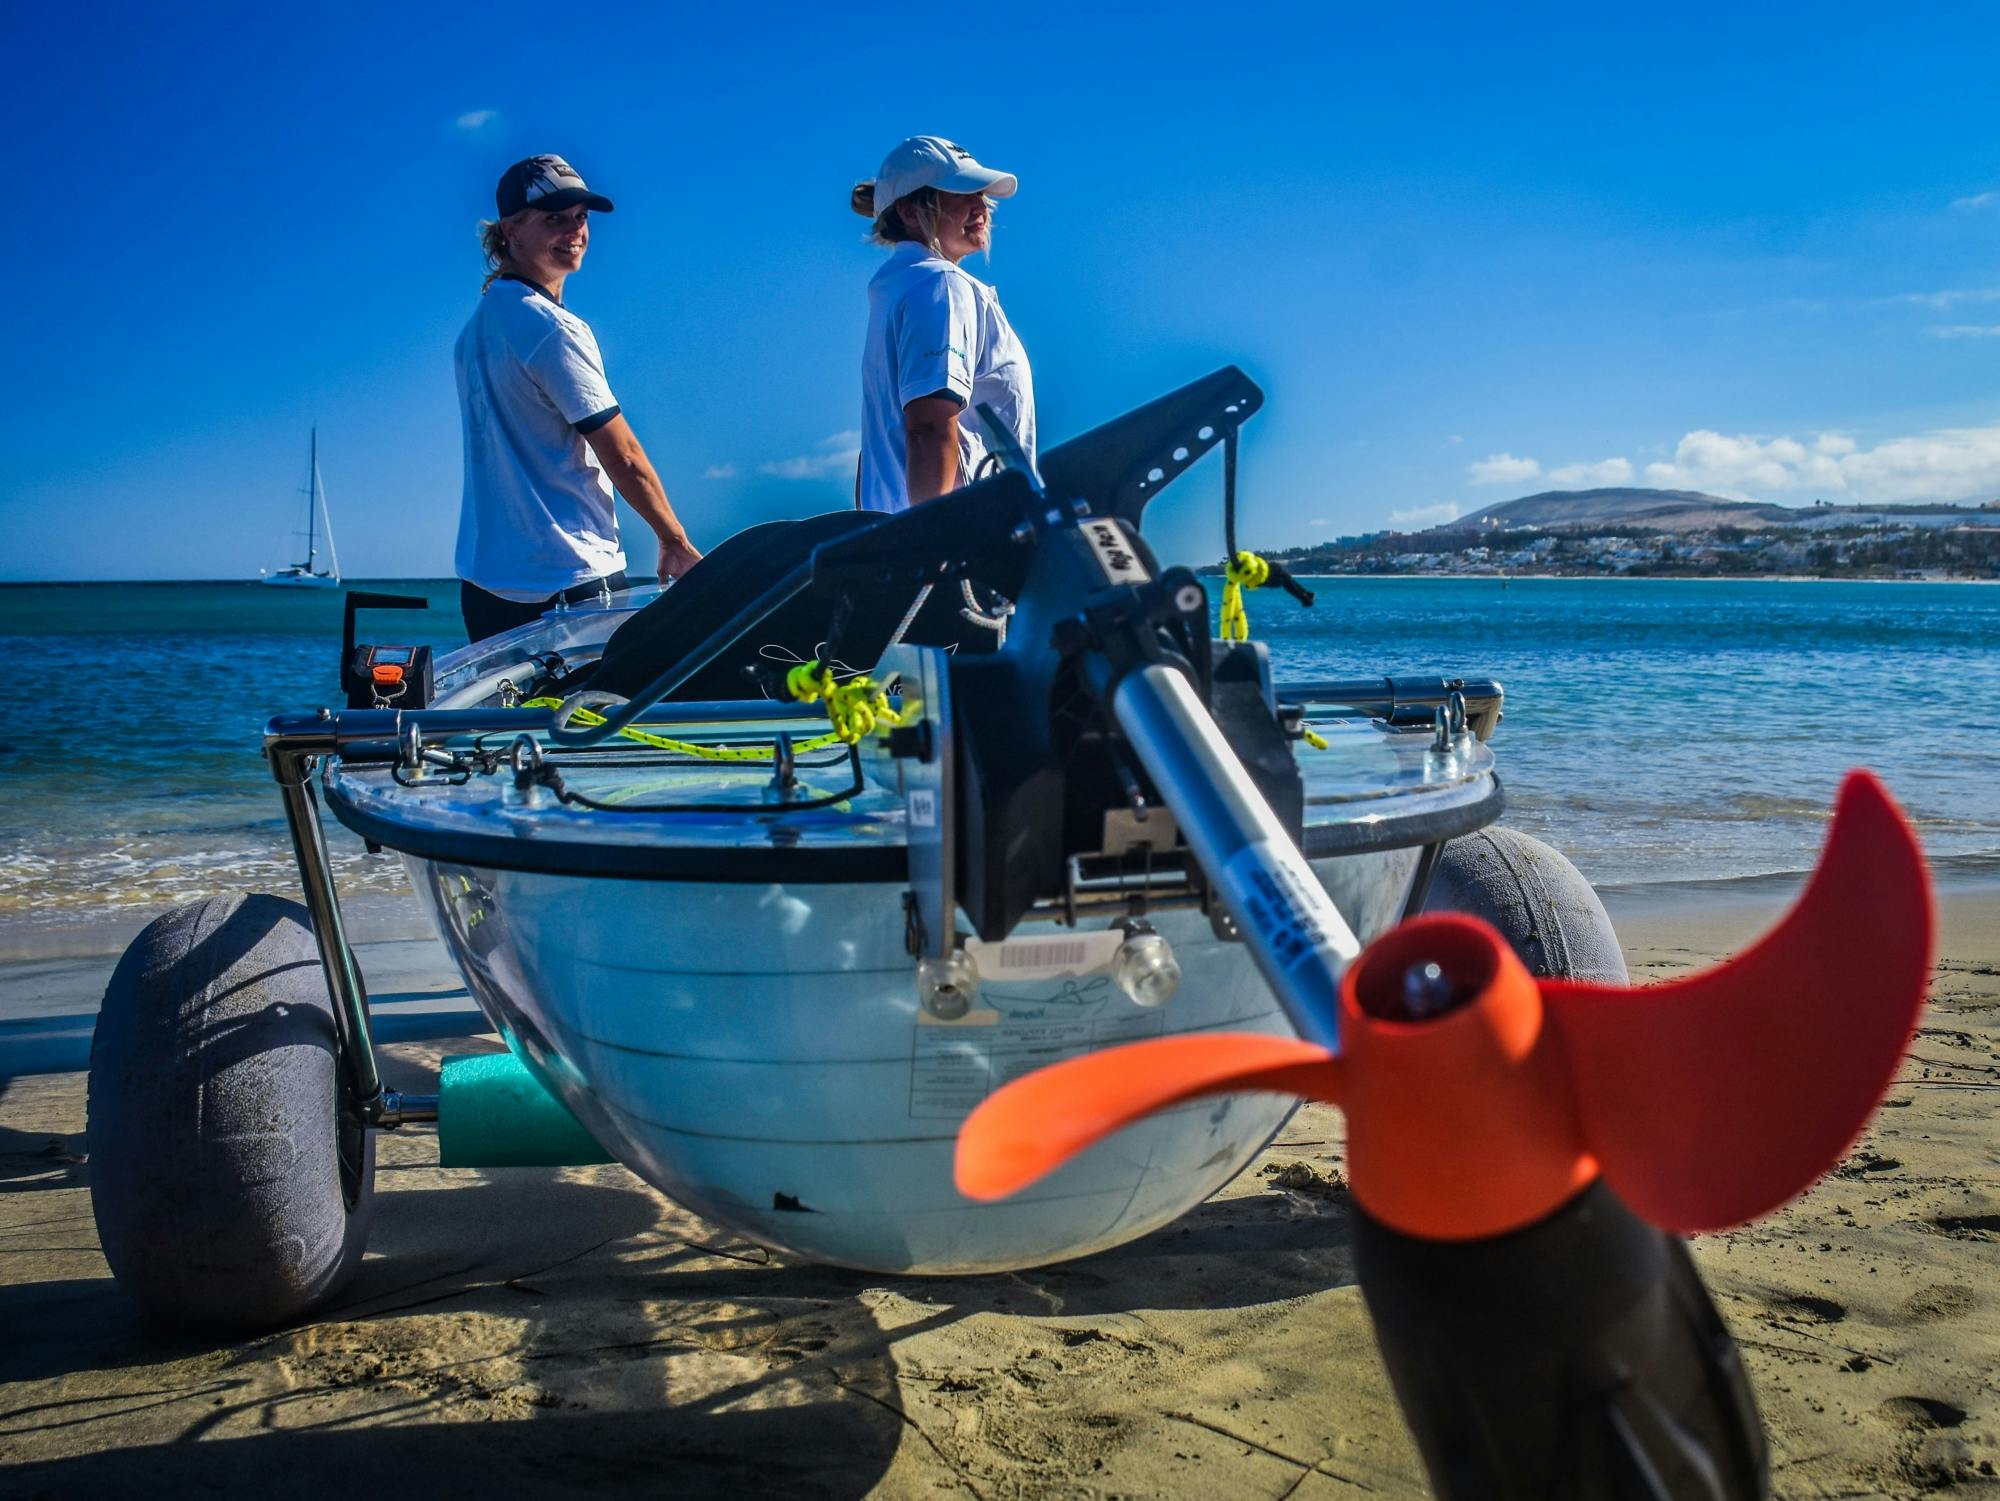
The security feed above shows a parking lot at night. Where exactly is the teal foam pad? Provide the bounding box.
[438,1052,615,1167]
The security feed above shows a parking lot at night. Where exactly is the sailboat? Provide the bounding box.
[261,428,341,588]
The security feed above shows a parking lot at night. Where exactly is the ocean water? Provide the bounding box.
[1,577,1995,955]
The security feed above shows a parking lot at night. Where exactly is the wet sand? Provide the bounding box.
[2,886,1995,1498]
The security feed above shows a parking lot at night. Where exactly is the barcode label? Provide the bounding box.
[965,928,1124,982]
[998,939,1087,969]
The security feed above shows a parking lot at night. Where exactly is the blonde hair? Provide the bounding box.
[852,181,944,253]
[477,213,524,293]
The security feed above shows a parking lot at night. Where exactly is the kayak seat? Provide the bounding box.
[589,509,997,702]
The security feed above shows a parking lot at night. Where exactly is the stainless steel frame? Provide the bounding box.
[262,670,1501,1125]
[1275,676,1503,740]
[263,706,556,1126]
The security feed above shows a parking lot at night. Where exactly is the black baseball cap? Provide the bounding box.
[496,155,615,217]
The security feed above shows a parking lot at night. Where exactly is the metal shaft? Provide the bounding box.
[272,754,383,1112]
[263,706,563,1125]
[1108,662,1357,1049]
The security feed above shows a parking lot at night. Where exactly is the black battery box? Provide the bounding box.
[342,590,434,709]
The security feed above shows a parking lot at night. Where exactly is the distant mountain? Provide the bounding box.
[1433,488,1795,534]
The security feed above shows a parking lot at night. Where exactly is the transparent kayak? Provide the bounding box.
[324,590,1503,1272]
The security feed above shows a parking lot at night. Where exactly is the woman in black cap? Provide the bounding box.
[454,153,702,642]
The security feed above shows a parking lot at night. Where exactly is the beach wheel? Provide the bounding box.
[1422,824,1627,984]
[87,893,375,1332]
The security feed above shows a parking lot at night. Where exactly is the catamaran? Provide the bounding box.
[261,427,341,588]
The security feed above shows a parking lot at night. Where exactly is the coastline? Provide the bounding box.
[3,880,1994,1494]
[1268,571,2000,584]
[4,571,1996,588]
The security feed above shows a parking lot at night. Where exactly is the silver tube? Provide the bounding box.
[271,748,383,1113]
[263,706,557,755]
[1273,677,1503,742]
[1109,662,1357,1049]
[376,1092,439,1127]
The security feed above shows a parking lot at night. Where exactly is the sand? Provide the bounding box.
[2,885,1995,1498]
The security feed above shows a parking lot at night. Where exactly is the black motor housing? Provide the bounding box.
[1207,640,1303,841]
[947,523,1303,943]
[1356,1180,1768,1500]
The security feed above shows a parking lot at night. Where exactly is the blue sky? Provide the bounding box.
[3,1,1997,580]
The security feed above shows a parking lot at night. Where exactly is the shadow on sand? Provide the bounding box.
[2,1151,1357,1498]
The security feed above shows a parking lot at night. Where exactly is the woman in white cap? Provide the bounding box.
[455,153,702,642]
[852,136,1036,513]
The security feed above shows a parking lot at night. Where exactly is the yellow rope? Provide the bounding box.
[522,698,848,760]
[785,662,915,744]
[1220,551,1270,642]
[1219,552,1329,753]
[523,665,912,760]
[541,668,1310,756]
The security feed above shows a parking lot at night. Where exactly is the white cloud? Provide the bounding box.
[1389,502,1461,528]
[1950,191,1998,210]
[1834,425,2000,502]
[1932,324,2000,340]
[1633,423,2000,504]
[1308,517,1334,528]
[455,109,499,131]
[1643,431,1845,495]
[760,431,861,480]
[1468,453,1540,485]
[1547,457,1635,487]
[702,463,738,479]
[1446,434,1463,445]
[1900,287,2000,309]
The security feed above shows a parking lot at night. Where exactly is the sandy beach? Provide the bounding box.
[2,880,1995,1498]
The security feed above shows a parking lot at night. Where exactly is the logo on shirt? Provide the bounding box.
[924,344,970,364]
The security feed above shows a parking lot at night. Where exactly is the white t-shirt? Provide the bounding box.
[454,278,629,600]
[858,242,1037,515]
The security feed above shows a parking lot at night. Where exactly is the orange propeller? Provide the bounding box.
[955,770,1933,1240]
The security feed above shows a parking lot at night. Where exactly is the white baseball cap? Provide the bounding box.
[855,136,1018,217]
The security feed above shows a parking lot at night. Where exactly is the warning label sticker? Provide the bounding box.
[1081,518,1151,586]
[1219,840,1358,976]
[909,1001,1164,1120]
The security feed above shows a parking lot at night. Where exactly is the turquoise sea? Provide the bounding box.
[2,577,1996,954]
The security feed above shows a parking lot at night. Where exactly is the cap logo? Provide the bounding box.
[522,156,582,202]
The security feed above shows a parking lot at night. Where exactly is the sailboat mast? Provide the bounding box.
[318,440,341,582]
[305,428,318,567]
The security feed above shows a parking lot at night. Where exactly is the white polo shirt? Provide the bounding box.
[858,242,1036,514]
[454,277,629,600]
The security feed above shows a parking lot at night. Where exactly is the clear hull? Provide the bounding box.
[407,847,1420,1273]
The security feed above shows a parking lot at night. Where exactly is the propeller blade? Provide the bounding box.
[953,770,1931,1246]
[1542,769,1933,1232]
[954,1033,1338,1201]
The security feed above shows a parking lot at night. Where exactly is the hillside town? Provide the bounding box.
[1251,490,2000,580]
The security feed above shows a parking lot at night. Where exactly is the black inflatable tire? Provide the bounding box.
[1422,825,1628,984]
[87,893,375,1332]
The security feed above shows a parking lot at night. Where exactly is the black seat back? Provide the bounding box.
[590,510,996,701]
